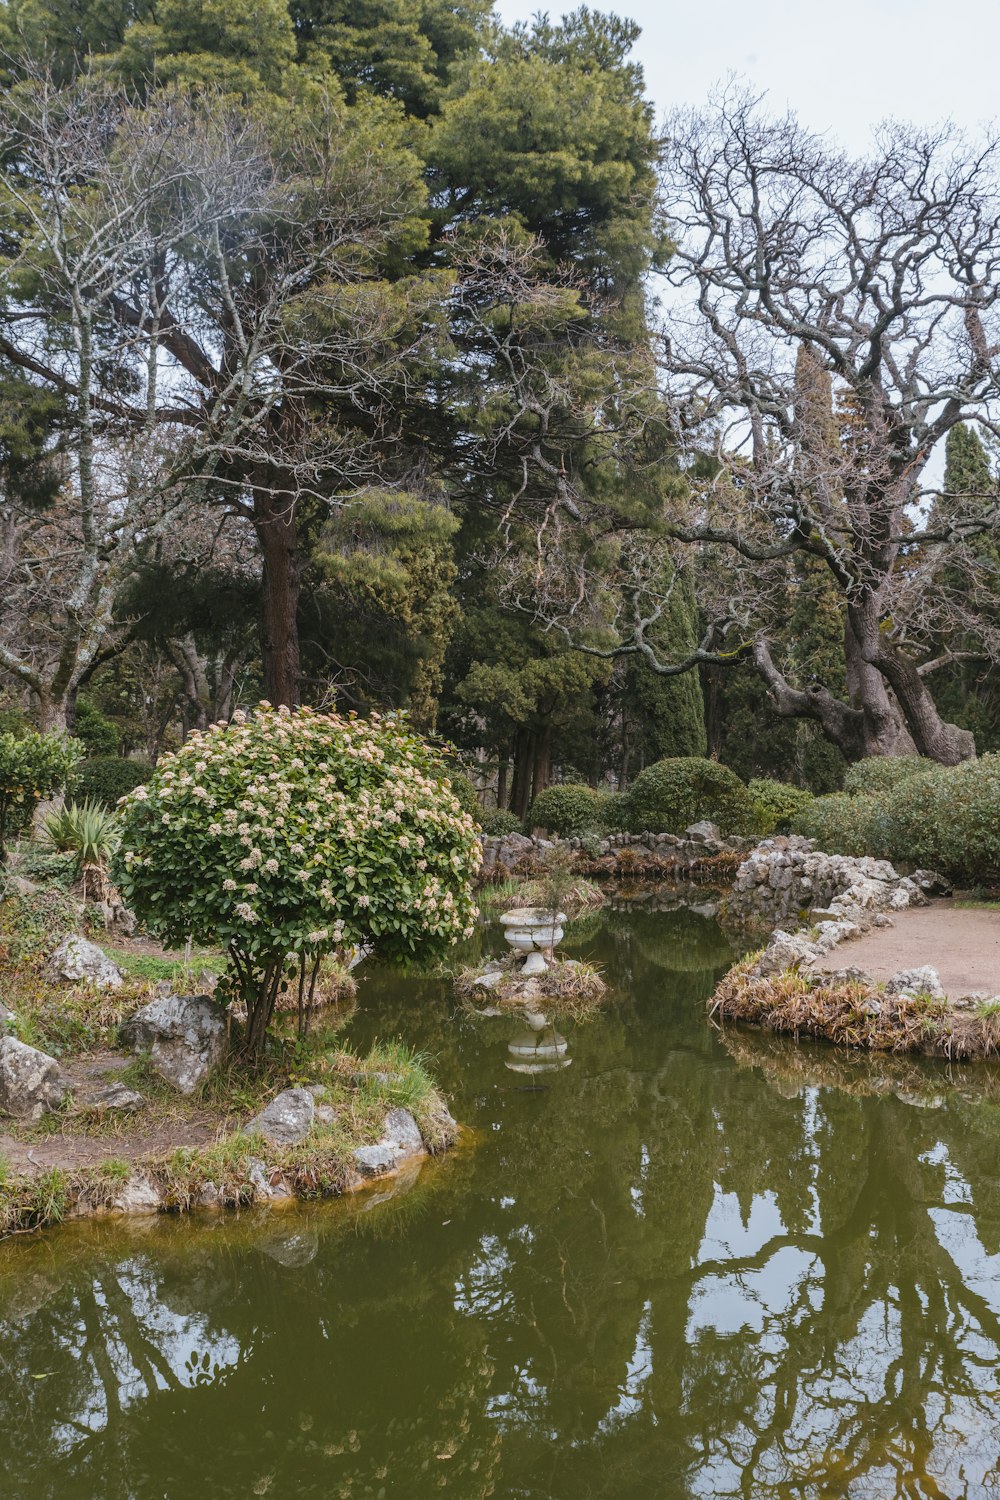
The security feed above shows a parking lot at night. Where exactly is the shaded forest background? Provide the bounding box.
[1,0,998,817]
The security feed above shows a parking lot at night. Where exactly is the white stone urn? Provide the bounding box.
[499,906,567,976]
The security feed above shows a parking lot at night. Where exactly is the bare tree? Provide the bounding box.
[651,91,1000,762]
[501,94,1000,764]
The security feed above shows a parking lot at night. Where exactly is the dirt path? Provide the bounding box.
[814,901,1000,997]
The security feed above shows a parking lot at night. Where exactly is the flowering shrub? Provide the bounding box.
[114,706,481,1053]
[0,729,82,860]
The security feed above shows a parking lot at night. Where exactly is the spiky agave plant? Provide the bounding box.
[43,799,120,898]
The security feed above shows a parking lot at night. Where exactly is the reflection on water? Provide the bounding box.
[3,906,1000,1499]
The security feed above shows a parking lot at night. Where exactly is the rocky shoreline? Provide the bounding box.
[711,838,1000,1059]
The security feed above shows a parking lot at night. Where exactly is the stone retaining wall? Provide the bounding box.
[725,835,943,928]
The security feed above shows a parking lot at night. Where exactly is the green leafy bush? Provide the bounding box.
[72,756,153,809]
[843,755,936,796]
[619,757,755,835]
[881,755,1000,883]
[481,809,523,837]
[746,778,814,836]
[529,783,612,836]
[791,792,891,858]
[0,730,82,859]
[73,700,120,758]
[114,706,481,1055]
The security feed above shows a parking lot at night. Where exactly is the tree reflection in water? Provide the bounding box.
[2,906,1000,1499]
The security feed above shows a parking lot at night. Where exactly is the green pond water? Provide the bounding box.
[3,903,1000,1499]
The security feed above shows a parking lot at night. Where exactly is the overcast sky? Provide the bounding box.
[494,0,999,152]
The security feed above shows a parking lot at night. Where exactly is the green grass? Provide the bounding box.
[102,946,227,984]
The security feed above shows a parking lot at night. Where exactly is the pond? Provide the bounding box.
[3,904,1000,1499]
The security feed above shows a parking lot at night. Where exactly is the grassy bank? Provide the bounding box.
[0,882,457,1240]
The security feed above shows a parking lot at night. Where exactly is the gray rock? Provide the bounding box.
[754,931,819,977]
[382,1107,424,1154]
[248,1087,316,1146]
[247,1158,272,1199]
[0,1037,65,1121]
[120,993,227,1095]
[87,1082,145,1114]
[912,869,951,894]
[47,935,124,990]
[886,966,945,999]
[113,1174,161,1214]
[354,1143,398,1175]
[686,820,722,844]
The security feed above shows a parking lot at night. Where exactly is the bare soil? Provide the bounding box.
[0,1053,221,1175]
[813,900,1000,997]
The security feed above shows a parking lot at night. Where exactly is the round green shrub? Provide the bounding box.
[746,778,814,836]
[114,706,481,1054]
[620,757,755,835]
[73,756,153,809]
[481,809,523,837]
[73,699,120,758]
[529,783,612,836]
[843,755,936,796]
[882,755,1000,883]
[790,792,891,858]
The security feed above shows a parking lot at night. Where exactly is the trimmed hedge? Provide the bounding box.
[882,755,1000,884]
[72,757,153,809]
[529,783,612,836]
[790,792,891,859]
[619,757,755,836]
[843,755,936,796]
[746,778,814,836]
[481,809,523,837]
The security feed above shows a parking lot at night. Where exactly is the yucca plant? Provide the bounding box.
[43,799,120,898]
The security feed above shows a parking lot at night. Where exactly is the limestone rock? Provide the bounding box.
[0,1036,65,1121]
[886,966,945,1000]
[87,1082,145,1115]
[382,1107,424,1154]
[686,820,722,846]
[912,869,951,895]
[47,935,124,990]
[354,1143,398,1175]
[113,1174,161,1214]
[120,993,227,1095]
[754,930,819,978]
[248,1087,316,1146]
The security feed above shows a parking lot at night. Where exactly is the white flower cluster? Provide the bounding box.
[116,705,480,958]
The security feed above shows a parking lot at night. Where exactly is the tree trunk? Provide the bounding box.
[254,489,301,708]
[496,755,508,812]
[531,723,552,806]
[848,601,976,765]
[510,730,534,822]
[844,617,917,758]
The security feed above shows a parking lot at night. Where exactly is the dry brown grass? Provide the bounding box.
[711,954,1000,1060]
[456,954,607,1020]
